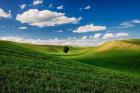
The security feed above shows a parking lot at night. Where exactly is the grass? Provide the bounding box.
[59,40,140,75]
[0,40,140,93]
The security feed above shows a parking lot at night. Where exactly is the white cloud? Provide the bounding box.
[0,8,11,18]
[0,36,89,46]
[16,9,81,27]
[102,33,114,39]
[0,36,129,47]
[54,38,58,40]
[33,0,43,5]
[73,37,77,40]
[67,37,77,40]
[116,32,128,37]
[97,41,106,46]
[49,4,53,8]
[57,5,63,10]
[120,19,140,28]
[81,36,87,40]
[93,33,102,39]
[102,32,128,39]
[68,37,72,40]
[56,30,63,32]
[0,36,24,42]
[20,4,26,9]
[84,5,91,10]
[77,16,83,21]
[73,24,107,33]
[132,19,140,24]
[19,26,28,30]
[120,22,134,28]
[89,35,93,39]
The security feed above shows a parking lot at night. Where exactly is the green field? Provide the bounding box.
[0,39,140,93]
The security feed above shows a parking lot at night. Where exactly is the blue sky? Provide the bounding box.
[0,0,140,46]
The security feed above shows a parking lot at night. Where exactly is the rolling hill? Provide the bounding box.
[59,39,140,74]
[0,40,140,93]
[15,39,140,74]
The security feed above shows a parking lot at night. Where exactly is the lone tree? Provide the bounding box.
[63,46,69,53]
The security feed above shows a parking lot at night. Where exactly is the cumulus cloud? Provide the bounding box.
[84,5,91,10]
[97,41,106,46]
[0,35,129,47]
[132,19,140,24]
[93,33,102,39]
[49,4,53,8]
[102,33,114,39]
[120,19,140,28]
[20,4,26,9]
[0,36,23,42]
[89,35,93,39]
[120,22,134,28]
[73,24,107,33]
[0,8,11,18]
[68,37,72,40]
[81,36,87,40]
[19,26,28,30]
[56,30,63,32]
[33,0,43,5]
[57,5,63,10]
[54,38,58,40]
[0,36,104,46]
[102,32,129,39]
[73,37,77,40]
[16,9,81,27]
[116,32,128,37]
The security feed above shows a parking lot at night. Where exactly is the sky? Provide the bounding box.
[0,0,140,46]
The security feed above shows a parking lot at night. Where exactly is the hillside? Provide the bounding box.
[60,39,140,74]
[0,40,140,93]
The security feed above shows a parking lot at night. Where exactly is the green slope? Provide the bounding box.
[3,39,140,74]
[60,39,140,74]
[0,40,140,93]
